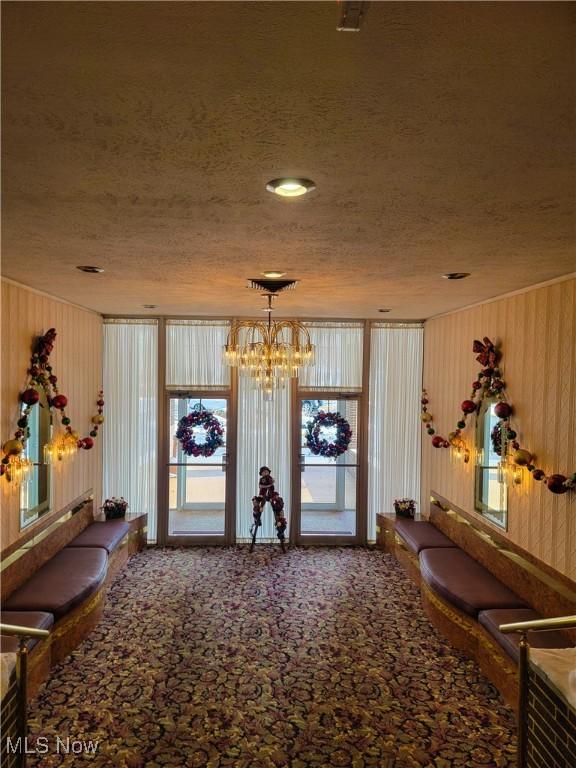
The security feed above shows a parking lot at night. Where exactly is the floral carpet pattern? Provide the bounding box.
[28,548,517,767]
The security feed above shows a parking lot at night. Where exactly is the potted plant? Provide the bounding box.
[394,498,416,519]
[101,497,129,520]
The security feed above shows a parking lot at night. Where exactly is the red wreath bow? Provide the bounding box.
[472,337,499,368]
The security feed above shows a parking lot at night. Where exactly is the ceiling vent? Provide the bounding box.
[337,1,368,32]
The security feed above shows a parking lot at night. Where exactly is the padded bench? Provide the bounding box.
[66,520,130,553]
[479,608,573,663]
[3,548,107,619]
[390,509,575,709]
[395,519,456,554]
[419,547,528,617]
[1,500,141,700]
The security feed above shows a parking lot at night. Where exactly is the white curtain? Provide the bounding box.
[298,322,363,391]
[236,378,291,542]
[166,320,230,388]
[368,325,423,541]
[103,320,158,541]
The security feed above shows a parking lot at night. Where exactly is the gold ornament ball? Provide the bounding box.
[70,431,80,441]
[421,412,433,423]
[513,449,532,467]
[3,439,24,456]
[92,414,105,425]
[448,431,460,446]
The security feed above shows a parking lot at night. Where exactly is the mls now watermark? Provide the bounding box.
[6,736,100,755]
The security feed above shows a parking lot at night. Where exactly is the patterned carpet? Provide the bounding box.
[28,548,517,767]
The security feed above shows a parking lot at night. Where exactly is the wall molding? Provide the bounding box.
[0,276,102,317]
[427,272,576,322]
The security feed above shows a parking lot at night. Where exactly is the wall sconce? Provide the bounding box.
[497,460,508,485]
[2,455,33,486]
[44,432,78,464]
[452,440,470,464]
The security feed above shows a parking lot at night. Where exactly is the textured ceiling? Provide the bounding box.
[2,1,575,318]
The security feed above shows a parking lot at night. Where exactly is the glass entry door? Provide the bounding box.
[295,396,361,544]
[166,396,232,543]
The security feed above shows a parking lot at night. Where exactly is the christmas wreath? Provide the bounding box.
[305,411,352,459]
[176,408,224,458]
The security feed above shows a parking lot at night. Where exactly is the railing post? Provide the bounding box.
[517,631,529,768]
[17,637,28,768]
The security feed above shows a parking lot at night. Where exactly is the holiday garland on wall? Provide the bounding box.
[421,337,575,495]
[1,328,105,483]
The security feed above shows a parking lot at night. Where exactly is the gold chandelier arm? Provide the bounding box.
[270,320,312,347]
[226,320,269,346]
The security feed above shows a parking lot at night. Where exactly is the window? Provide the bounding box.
[298,322,363,392]
[20,387,51,529]
[103,320,158,540]
[166,320,230,389]
[475,398,508,529]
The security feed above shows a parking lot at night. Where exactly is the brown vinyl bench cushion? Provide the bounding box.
[1,611,54,653]
[420,548,528,617]
[66,520,130,554]
[395,519,456,554]
[478,608,573,663]
[3,548,107,620]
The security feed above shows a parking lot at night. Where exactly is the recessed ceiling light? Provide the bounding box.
[378,308,391,313]
[266,178,316,197]
[142,304,157,309]
[442,272,471,280]
[262,270,286,278]
[76,265,104,273]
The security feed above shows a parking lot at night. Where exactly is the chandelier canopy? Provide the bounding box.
[223,280,314,396]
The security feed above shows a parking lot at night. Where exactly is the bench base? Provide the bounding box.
[50,583,106,666]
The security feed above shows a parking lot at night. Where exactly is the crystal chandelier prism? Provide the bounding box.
[223,279,314,397]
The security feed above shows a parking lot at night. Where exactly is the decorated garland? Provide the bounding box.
[421,337,575,495]
[175,407,224,458]
[305,410,352,459]
[1,328,104,483]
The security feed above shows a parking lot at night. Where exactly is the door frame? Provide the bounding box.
[290,389,367,546]
[160,388,237,546]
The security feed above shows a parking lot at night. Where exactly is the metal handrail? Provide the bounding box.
[499,614,576,634]
[498,614,575,768]
[1,623,50,639]
[1,623,51,768]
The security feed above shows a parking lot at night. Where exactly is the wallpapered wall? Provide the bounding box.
[1,280,103,551]
[421,277,576,582]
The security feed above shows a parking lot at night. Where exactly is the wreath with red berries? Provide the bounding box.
[305,411,352,459]
[176,408,224,458]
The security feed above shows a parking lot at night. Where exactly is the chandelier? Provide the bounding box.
[223,279,314,397]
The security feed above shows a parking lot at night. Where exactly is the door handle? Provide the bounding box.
[222,453,228,472]
[299,453,305,473]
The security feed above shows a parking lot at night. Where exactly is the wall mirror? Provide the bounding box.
[20,390,51,529]
[475,397,508,529]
